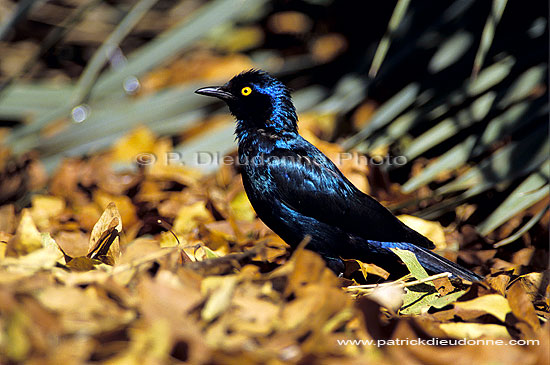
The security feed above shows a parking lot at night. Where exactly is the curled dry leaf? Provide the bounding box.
[343,258,390,281]
[87,202,122,265]
[506,281,541,331]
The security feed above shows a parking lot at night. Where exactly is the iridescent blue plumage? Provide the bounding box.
[195,70,483,281]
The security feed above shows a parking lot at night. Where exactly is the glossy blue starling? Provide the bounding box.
[196,70,482,281]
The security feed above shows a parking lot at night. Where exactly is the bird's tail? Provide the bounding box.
[368,240,484,282]
[407,245,483,282]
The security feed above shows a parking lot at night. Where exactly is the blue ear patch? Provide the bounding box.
[254,82,297,130]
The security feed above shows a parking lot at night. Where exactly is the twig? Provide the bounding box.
[345,272,451,291]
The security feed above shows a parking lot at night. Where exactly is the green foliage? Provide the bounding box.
[350,0,548,237]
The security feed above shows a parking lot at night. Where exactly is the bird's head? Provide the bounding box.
[195,70,298,137]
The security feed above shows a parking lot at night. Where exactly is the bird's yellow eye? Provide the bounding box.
[241,86,252,96]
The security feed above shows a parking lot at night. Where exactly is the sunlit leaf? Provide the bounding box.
[390,248,430,281]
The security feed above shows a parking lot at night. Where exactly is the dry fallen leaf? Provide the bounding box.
[453,294,512,322]
[506,281,541,331]
[173,201,214,234]
[201,275,238,322]
[87,202,122,265]
[439,322,511,339]
[398,215,448,249]
[30,194,65,231]
[7,209,43,256]
[110,126,156,164]
[0,204,16,233]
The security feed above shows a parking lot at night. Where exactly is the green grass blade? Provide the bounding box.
[402,136,477,193]
[13,85,209,155]
[428,31,473,73]
[0,83,74,118]
[363,57,515,154]
[492,204,549,247]
[5,0,268,146]
[368,0,411,78]
[0,0,38,40]
[402,91,496,160]
[467,55,515,96]
[477,161,550,235]
[436,124,549,195]
[342,83,419,150]
[312,74,366,117]
[471,0,508,78]
[402,98,545,192]
[497,64,547,108]
[71,0,159,106]
[474,98,547,157]
[92,0,268,96]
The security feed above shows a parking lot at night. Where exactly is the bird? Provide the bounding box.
[195,69,483,282]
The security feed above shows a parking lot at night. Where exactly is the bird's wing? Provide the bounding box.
[266,145,435,249]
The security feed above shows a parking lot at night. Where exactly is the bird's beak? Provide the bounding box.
[195,86,235,101]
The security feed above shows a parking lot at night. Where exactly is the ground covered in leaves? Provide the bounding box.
[0,124,548,365]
